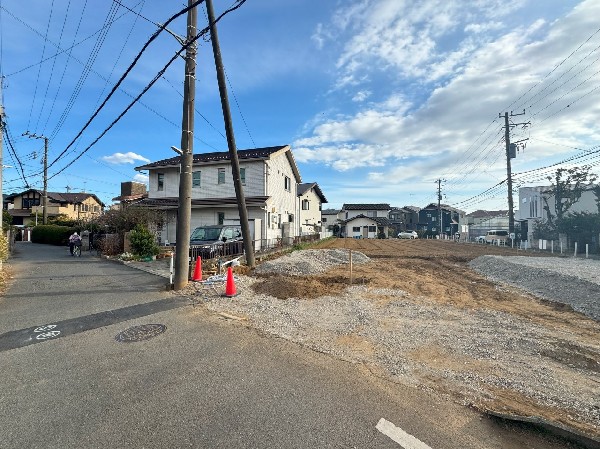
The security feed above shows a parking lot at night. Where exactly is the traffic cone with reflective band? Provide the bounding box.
[223,267,238,297]
[192,256,202,281]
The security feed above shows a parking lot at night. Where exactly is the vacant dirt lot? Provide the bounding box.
[190,239,599,440]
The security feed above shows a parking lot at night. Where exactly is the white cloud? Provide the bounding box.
[295,0,600,209]
[101,152,150,165]
[465,21,504,34]
[352,90,371,102]
[133,173,149,184]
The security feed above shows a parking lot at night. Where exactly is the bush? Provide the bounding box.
[129,224,159,257]
[31,225,75,246]
[0,234,9,261]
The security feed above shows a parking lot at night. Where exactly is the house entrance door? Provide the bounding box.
[362,226,369,239]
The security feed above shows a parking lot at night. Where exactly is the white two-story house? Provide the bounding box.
[340,203,393,238]
[297,182,327,234]
[134,145,302,245]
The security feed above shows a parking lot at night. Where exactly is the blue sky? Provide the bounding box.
[1,0,599,212]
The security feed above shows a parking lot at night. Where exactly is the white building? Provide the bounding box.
[518,184,599,238]
[297,183,327,235]
[135,145,303,245]
[340,204,393,238]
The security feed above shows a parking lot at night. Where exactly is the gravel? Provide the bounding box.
[469,255,600,321]
[254,249,370,276]
[180,249,600,437]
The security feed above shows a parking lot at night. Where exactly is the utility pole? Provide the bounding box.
[0,78,5,234]
[23,131,48,225]
[436,178,444,239]
[173,0,197,290]
[499,110,529,236]
[206,0,255,268]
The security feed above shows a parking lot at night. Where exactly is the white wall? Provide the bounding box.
[346,217,379,239]
[298,188,322,234]
[146,150,302,243]
[264,155,298,241]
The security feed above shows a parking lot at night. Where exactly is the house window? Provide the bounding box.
[240,168,246,185]
[22,198,40,209]
[94,206,99,213]
[284,176,291,192]
[322,218,327,223]
[366,211,376,217]
[431,217,436,221]
[288,214,294,222]
[157,173,164,191]
[192,171,201,188]
[302,199,310,210]
[218,168,226,184]
[217,212,225,225]
[368,226,376,232]
[352,226,361,232]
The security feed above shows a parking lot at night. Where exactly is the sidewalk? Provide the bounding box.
[121,257,172,280]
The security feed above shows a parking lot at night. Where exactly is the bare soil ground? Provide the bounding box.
[245,239,600,438]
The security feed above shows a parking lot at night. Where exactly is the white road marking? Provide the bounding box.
[376,418,433,449]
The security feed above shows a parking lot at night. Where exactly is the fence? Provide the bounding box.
[187,233,323,262]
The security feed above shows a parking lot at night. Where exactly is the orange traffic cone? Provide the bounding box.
[223,267,238,297]
[192,256,202,281]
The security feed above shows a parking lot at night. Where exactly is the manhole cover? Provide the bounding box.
[115,324,167,343]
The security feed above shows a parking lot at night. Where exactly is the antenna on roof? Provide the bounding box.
[65,185,72,193]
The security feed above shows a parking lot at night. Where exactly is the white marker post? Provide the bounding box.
[586,243,589,258]
[574,242,578,257]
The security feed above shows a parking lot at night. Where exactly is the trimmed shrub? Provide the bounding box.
[129,224,159,257]
[31,225,75,246]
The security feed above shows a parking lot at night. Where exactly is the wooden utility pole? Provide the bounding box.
[173,0,197,290]
[206,0,255,268]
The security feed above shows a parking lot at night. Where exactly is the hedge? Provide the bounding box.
[31,225,77,246]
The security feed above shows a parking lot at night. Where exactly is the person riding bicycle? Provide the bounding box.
[69,232,82,255]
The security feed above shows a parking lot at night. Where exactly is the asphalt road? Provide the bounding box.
[0,243,585,448]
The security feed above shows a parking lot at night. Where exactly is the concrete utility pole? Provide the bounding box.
[173,0,197,291]
[0,80,5,234]
[437,180,442,238]
[206,0,255,268]
[23,131,49,225]
[499,110,529,236]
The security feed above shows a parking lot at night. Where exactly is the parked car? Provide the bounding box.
[190,225,243,259]
[485,229,509,245]
[398,231,418,239]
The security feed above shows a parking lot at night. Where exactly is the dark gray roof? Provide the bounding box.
[136,145,301,183]
[297,182,327,203]
[466,209,508,218]
[342,203,391,211]
[322,208,341,214]
[131,196,270,209]
[342,214,392,226]
[5,189,105,207]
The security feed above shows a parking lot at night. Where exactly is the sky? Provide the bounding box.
[1,0,599,213]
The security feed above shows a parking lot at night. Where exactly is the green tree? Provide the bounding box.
[98,207,164,234]
[542,166,598,227]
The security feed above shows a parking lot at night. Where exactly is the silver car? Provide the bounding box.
[397,231,418,239]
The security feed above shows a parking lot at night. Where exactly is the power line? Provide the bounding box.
[47,0,206,170]
[27,0,55,131]
[47,0,248,181]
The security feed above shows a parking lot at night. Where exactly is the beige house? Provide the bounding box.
[297,182,327,235]
[5,189,105,226]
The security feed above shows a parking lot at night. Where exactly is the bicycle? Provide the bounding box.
[72,242,81,257]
